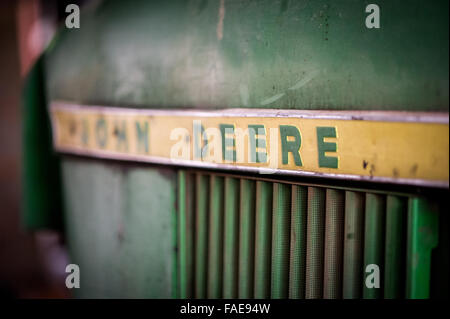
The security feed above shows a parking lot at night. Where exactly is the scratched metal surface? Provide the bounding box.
[61,157,176,298]
[44,0,448,111]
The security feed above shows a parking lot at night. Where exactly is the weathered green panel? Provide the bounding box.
[271,183,291,299]
[323,189,344,299]
[254,181,273,299]
[406,197,439,299]
[384,195,406,299]
[238,179,256,298]
[305,187,326,299]
[207,175,224,298]
[223,177,240,298]
[288,185,307,299]
[61,157,175,298]
[363,193,386,299]
[45,0,448,111]
[342,191,365,299]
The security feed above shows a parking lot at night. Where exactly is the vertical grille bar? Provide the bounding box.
[178,170,438,300]
[207,175,224,298]
[271,183,291,298]
[288,185,307,299]
[342,191,365,299]
[406,197,439,299]
[223,177,240,298]
[238,179,256,298]
[384,195,406,299]
[254,181,273,299]
[195,174,209,298]
[305,187,326,299]
[323,189,345,299]
[178,171,195,298]
[363,193,386,299]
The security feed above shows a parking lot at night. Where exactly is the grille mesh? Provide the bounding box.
[195,174,209,298]
[207,175,224,298]
[324,189,345,299]
[342,191,365,298]
[363,193,386,299]
[254,181,273,298]
[288,185,307,298]
[223,177,240,298]
[271,183,291,298]
[305,187,326,298]
[238,179,256,298]
[178,170,429,299]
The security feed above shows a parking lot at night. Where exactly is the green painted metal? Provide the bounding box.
[45,0,448,111]
[207,175,224,298]
[323,189,344,299]
[363,193,386,299]
[178,171,188,298]
[384,195,406,299]
[22,0,448,300]
[178,171,195,299]
[22,56,63,230]
[288,185,307,299]
[342,191,365,299]
[254,181,273,299]
[430,200,449,298]
[61,158,175,298]
[223,177,240,298]
[305,187,326,299]
[406,197,439,299]
[271,183,291,299]
[195,174,209,298]
[238,179,256,298]
[175,170,446,300]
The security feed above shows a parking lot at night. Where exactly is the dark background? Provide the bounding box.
[0,0,87,299]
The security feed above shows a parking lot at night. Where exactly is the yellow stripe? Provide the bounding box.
[50,102,449,186]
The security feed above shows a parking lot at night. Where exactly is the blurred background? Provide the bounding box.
[0,0,87,299]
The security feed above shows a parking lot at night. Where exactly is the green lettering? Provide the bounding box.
[248,125,267,163]
[136,121,149,154]
[95,118,107,148]
[219,124,236,162]
[280,125,302,166]
[316,126,338,168]
[114,121,128,151]
[193,120,208,160]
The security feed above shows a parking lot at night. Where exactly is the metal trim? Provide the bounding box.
[50,101,449,189]
[51,101,449,124]
[56,145,449,188]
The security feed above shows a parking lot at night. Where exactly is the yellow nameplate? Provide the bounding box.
[50,101,449,187]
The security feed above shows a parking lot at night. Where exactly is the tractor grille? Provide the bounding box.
[176,170,441,299]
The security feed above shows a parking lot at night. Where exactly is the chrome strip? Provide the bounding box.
[51,101,449,124]
[55,145,449,188]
